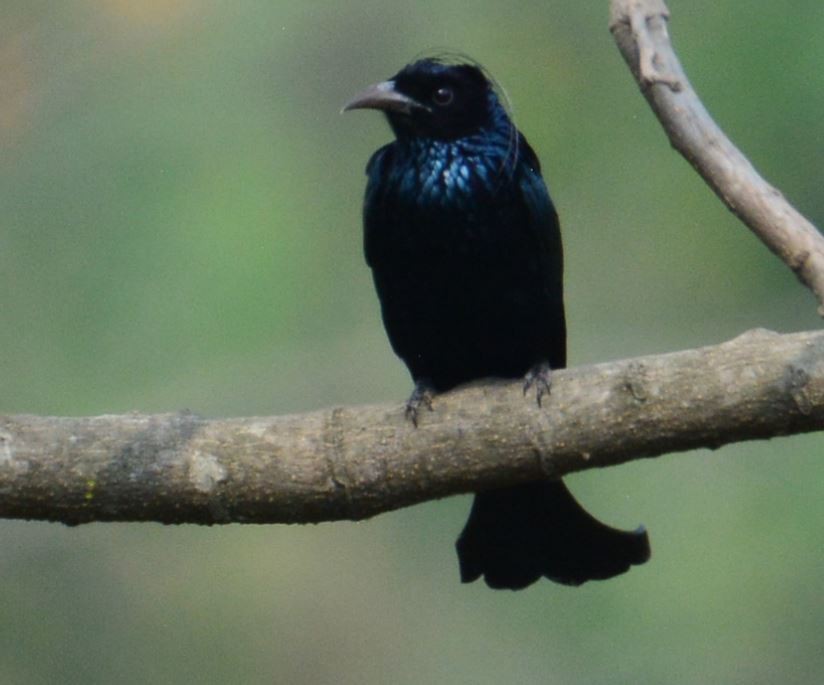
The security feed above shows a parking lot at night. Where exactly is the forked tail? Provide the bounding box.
[456,479,650,590]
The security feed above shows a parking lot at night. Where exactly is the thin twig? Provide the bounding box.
[610,0,824,315]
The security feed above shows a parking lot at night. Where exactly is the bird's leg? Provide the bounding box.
[405,378,435,427]
[523,361,552,408]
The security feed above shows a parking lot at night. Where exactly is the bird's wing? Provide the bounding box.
[515,134,567,368]
[363,143,395,268]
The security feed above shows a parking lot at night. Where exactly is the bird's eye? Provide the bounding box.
[432,86,454,107]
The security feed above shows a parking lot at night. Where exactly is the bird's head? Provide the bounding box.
[343,58,501,141]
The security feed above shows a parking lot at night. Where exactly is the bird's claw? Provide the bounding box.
[405,380,435,427]
[523,362,552,408]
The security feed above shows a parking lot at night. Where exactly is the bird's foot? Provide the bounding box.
[405,379,435,427]
[523,361,552,408]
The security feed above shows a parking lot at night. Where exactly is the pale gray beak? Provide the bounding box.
[342,80,428,115]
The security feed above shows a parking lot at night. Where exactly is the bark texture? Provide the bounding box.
[1,329,822,525]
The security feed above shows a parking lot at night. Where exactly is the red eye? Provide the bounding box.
[432,86,454,106]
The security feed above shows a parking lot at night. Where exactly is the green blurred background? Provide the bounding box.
[1,1,823,683]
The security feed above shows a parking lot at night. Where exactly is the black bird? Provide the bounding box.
[344,58,650,589]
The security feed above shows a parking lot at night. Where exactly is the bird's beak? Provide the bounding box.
[342,80,427,115]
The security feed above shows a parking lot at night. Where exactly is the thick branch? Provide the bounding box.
[1,329,822,525]
[609,0,824,314]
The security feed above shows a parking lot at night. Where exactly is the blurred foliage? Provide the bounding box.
[1,1,823,683]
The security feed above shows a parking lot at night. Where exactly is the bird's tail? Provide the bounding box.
[456,479,650,590]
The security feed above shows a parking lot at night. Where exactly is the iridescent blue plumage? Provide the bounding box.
[347,58,649,589]
[376,94,518,208]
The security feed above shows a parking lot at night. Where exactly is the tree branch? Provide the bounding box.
[1,329,822,526]
[609,0,824,315]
